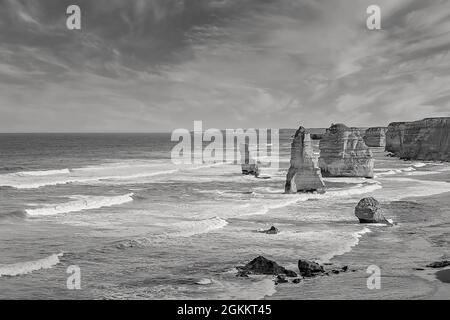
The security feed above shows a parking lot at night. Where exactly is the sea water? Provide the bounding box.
[0,132,449,299]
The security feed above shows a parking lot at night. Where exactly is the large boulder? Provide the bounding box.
[364,127,387,147]
[319,124,374,178]
[239,143,260,176]
[385,118,450,161]
[298,259,325,277]
[355,197,387,223]
[285,126,325,193]
[237,256,297,277]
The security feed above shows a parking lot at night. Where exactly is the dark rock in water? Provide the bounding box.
[236,269,250,277]
[426,260,450,268]
[238,256,297,277]
[240,143,260,177]
[331,269,340,274]
[298,259,325,277]
[259,226,279,234]
[355,197,389,224]
[274,275,288,285]
[414,268,425,271]
[341,266,348,272]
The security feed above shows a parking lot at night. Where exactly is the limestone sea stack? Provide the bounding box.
[364,127,387,147]
[239,143,259,176]
[385,117,450,161]
[285,126,325,193]
[319,124,374,178]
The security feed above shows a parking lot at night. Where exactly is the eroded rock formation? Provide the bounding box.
[319,124,374,178]
[239,143,260,176]
[364,127,387,147]
[385,118,450,161]
[285,126,325,193]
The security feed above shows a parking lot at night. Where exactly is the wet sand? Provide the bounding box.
[436,270,450,284]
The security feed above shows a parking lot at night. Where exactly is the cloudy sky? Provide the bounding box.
[0,0,449,132]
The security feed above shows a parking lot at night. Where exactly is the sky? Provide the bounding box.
[0,0,449,132]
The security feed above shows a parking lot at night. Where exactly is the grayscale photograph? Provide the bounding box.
[0,0,449,303]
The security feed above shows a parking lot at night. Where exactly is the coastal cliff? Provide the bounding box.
[385,117,450,161]
[364,127,387,147]
[319,124,374,178]
[385,122,407,154]
[285,126,325,193]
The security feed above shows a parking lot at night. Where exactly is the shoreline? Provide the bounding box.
[268,190,450,300]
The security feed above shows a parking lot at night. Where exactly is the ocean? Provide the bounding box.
[0,132,449,299]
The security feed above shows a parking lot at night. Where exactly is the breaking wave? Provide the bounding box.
[16,169,71,176]
[115,217,228,248]
[0,253,63,277]
[25,193,134,216]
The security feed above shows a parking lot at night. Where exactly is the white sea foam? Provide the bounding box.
[245,182,382,217]
[17,169,71,176]
[165,217,229,237]
[0,253,63,277]
[115,217,229,249]
[196,278,212,285]
[25,193,134,216]
[0,161,229,189]
[319,227,371,262]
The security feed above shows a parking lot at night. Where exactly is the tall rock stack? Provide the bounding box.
[319,124,374,178]
[385,117,450,161]
[385,122,407,154]
[364,127,387,147]
[239,143,259,176]
[285,126,325,193]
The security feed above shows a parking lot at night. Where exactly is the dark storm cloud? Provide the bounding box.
[0,0,449,132]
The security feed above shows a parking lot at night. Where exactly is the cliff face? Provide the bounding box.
[319,124,374,178]
[385,122,407,154]
[386,118,450,161]
[285,126,325,193]
[364,127,387,147]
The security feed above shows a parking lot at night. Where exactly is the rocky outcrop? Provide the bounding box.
[355,197,389,223]
[285,126,325,193]
[297,260,325,277]
[236,256,297,277]
[426,261,450,268]
[239,143,260,176]
[385,118,450,161]
[364,127,387,147]
[258,226,279,234]
[318,124,374,178]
